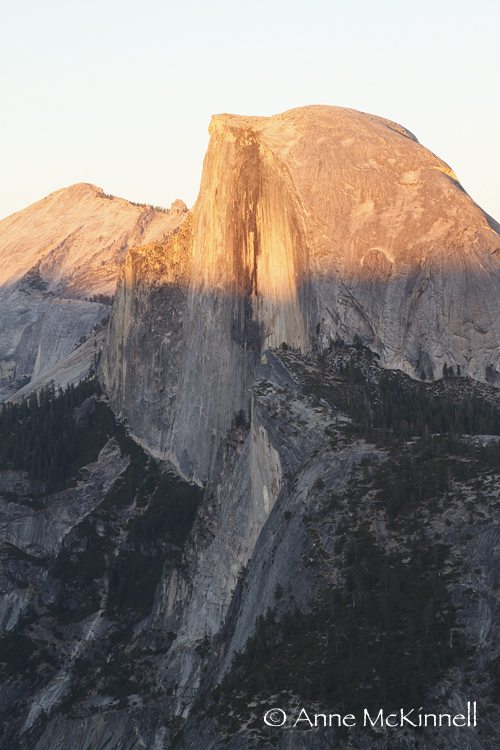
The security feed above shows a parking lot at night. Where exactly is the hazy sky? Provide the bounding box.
[1,1,499,220]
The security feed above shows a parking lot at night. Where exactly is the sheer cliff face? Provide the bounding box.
[103,105,500,482]
[0,184,186,399]
[102,117,311,482]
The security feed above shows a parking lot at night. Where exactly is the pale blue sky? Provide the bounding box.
[1,1,499,220]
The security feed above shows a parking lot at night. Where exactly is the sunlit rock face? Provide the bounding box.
[205,106,500,380]
[102,105,500,482]
[0,184,186,399]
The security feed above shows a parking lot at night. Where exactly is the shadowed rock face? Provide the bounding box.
[0,184,187,400]
[102,105,500,482]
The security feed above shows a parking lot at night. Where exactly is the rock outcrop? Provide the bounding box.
[102,105,500,483]
[0,184,187,399]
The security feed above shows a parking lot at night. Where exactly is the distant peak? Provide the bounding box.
[42,183,105,203]
[170,199,188,213]
[66,182,103,193]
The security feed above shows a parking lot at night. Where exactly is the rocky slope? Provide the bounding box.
[181,344,500,749]
[0,184,187,400]
[102,105,500,483]
[1,351,499,749]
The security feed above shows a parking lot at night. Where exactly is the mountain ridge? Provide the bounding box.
[0,183,186,400]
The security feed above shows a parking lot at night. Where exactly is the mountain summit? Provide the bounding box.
[0,185,186,399]
[103,105,500,482]
[200,106,500,376]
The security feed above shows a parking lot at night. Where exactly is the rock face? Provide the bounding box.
[0,183,186,400]
[102,106,500,483]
